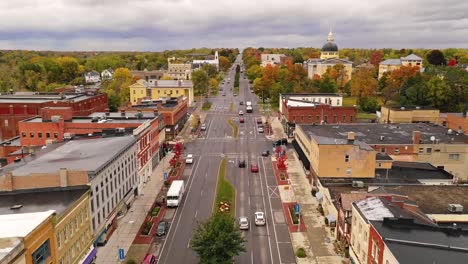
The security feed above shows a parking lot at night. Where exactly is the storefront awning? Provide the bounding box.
[78,246,97,264]
[327,214,337,223]
[292,140,310,170]
[315,191,323,202]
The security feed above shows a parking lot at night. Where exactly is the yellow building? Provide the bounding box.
[130,79,194,106]
[378,54,423,79]
[0,186,95,264]
[379,106,440,124]
[0,210,56,264]
[295,125,376,178]
[306,31,353,82]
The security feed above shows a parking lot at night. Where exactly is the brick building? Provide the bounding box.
[125,96,189,140]
[17,109,164,192]
[280,96,357,137]
[0,92,108,140]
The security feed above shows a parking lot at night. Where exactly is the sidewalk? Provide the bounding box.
[178,105,207,142]
[96,153,174,263]
[270,118,347,264]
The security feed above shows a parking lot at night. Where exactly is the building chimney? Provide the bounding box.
[348,131,355,142]
[412,131,421,145]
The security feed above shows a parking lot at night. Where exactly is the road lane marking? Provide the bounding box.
[187,238,191,248]
[195,210,198,219]
[251,251,254,264]
[158,156,202,264]
[258,157,275,263]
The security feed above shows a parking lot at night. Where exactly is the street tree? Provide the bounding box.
[350,67,378,101]
[427,76,452,110]
[191,214,246,264]
[209,78,218,95]
[219,56,232,72]
[246,64,264,81]
[426,50,446,66]
[201,64,218,78]
[192,70,209,97]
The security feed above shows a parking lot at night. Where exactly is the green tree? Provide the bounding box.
[192,70,209,97]
[318,77,337,93]
[426,50,446,66]
[191,214,246,264]
[246,65,264,81]
[201,64,218,78]
[56,56,79,82]
[427,76,452,110]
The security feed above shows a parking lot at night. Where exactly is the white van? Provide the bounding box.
[167,180,185,207]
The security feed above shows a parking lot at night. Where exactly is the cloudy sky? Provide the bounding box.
[0,0,467,51]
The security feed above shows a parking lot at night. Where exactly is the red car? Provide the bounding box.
[239,117,245,123]
[251,164,259,173]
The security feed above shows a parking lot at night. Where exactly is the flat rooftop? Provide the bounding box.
[0,237,22,262]
[0,210,55,238]
[0,137,21,147]
[281,93,342,97]
[384,106,438,111]
[1,136,136,176]
[24,116,152,124]
[0,186,88,216]
[299,123,468,144]
[372,220,468,264]
[0,93,98,104]
[369,185,468,214]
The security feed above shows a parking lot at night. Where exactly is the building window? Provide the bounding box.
[56,233,61,248]
[337,99,340,105]
[30,132,34,138]
[342,115,346,122]
[4,120,8,127]
[316,115,320,122]
[394,148,399,154]
[308,115,312,122]
[350,116,354,122]
[346,168,351,176]
[381,147,386,153]
[46,132,50,138]
[427,148,432,153]
[22,132,26,138]
[292,116,296,123]
[324,115,328,123]
[378,163,382,167]
[32,239,50,264]
[54,132,58,138]
[449,154,460,160]
[345,155,349,162]
[333,115,337,123]
[418,148,424,153]
[38,132,42,138]
[300,115,304,123]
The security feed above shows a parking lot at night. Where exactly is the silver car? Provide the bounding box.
[238,217,249,230]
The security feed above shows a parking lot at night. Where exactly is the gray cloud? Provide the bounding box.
[0,0,466,51]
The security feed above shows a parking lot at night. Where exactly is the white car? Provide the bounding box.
[239,110,244,115]
[258,127,264,133]
[238,217,249,230]
[254,212,266,226]
[201,123,207,131]
[186,154,194,164]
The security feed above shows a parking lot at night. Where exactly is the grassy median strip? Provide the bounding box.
[234,86,239,94]
[229,102,234,112]
[202,102,212,111]
[213,158,235,217]
[227,118,238,138]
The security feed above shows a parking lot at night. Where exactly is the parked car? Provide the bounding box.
[186,154,194,164]
[240,101,244,105]
[254,212,266,226]
[239,117,245,123]
[273,138,288,147]
[233,93,238,96]
[239,160,246,168]
[156,221,169,236]
[261,150,270,157]
[201,123,207,131]
[258,127,264,133]
[239,110,244,115]
[238,217,249,230]
[251,164,259,172]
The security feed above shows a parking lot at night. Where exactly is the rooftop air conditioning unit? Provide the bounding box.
[352,181,365,188]
[448,204,463,213]
[51,115,61,122]
[380,136,385,141]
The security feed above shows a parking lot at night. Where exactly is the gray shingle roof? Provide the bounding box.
[380,59,402,65]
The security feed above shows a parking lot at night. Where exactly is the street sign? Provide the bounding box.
[119,248,125,260]
[164,172,168,181]
[295,203,300,215]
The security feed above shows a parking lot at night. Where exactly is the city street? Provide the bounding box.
[157,57,296,264]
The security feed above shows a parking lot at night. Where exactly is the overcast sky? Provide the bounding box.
[0,0,467,51]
